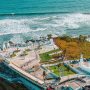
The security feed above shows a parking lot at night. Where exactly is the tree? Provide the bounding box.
[79,35,87,42]
[60,35,72,42]
[47,34,52,40]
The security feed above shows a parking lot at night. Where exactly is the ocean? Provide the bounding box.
[0,0,90,43]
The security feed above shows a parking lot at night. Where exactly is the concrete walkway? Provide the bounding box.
[9,63,44,85]
[60,74,86,83]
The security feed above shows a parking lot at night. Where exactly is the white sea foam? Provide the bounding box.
[0,13,90,43]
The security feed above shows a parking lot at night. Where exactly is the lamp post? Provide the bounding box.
[43,71,46,88]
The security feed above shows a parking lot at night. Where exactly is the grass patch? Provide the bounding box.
[48,64,75,76]
[39,49,60,62]
[40,53,52,62]
[14,49,20,53]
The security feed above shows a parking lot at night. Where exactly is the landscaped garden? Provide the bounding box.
[39,49,60,63]
[48,64,75,76]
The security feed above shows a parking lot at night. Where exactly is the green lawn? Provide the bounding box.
[48,64,75,76]
[39,49,60,62]
[39,53,52,62]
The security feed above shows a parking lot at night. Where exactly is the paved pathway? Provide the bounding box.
[9,63,44,85]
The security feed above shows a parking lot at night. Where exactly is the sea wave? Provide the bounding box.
[0,13,90,43]
[0,11,90,16]
[0,12,74,16]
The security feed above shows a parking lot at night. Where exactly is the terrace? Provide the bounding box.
[0,45,60,85]
[56,75,90,90]
[1,38,90,89]
[0,47,39,66]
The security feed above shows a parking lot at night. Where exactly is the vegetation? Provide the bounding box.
[47,34,52,40]
[54,35,90,59]
[48,64,75,76]
[14,49,20,53]
[25,48,30,52]
[39,49,60,62]
[40,53,52,62]
[10,52,16,58]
